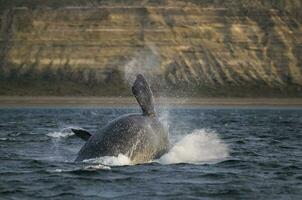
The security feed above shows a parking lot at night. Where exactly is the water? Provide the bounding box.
[0,107,302,199]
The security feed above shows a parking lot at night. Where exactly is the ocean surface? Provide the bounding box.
[0,106,302,199]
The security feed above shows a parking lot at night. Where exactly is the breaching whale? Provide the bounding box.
[72,74,169,164]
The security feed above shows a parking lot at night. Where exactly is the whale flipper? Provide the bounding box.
[132,74,156,116]
[71,128,91,141]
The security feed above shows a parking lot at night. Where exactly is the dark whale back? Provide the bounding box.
[75,114,169,163]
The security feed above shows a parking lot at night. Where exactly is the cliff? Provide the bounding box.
[0,0,302,97]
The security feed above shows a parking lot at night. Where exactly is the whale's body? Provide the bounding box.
[73,74,169,164]
[75,114,168,163]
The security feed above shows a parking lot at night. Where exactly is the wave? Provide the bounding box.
[49,164,111,173]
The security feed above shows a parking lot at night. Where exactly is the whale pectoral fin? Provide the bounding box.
[132,74,156,116]
[71,128,91,141]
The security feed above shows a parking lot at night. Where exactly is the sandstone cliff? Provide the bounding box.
[0,0,301,96]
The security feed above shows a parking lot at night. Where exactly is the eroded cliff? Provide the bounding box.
[0,0,301,96]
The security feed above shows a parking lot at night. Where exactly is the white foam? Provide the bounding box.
[49,165,111,173]
[46,127,78,138]
[80,129,229,166]
[52,168,63,173]
[47,131,74,138]
[83,154,131,166]
[158,129,229,165]
[83,164,111,171]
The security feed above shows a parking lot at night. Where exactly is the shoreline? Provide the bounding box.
[1,96,302,108]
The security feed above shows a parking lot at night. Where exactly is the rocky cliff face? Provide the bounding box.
[0,0,301,96]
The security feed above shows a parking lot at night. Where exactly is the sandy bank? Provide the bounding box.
[1,96,302,107]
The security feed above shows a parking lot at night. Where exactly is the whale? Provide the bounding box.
[72,74,169,164]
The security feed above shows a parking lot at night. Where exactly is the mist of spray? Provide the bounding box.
[124,44,161,86]
[123,44,172,130]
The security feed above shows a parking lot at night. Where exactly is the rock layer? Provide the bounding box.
[0,0,301,96]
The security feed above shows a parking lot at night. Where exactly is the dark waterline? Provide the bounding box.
[0,107,302,199]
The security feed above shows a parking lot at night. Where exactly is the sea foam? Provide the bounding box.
[82,129,229,166]
[46,127,76,138]
[158,129,229,165]
[83,154,132,166]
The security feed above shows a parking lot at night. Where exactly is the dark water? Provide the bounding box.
[0,107,302,199]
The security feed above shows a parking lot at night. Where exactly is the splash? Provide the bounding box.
[47,131,74,138]
[83,164,111,171]
[83,154,131,166]
[158,109,170,133]
[158,129,229,165]
[81,129,228,166]
[46,127,76,138]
